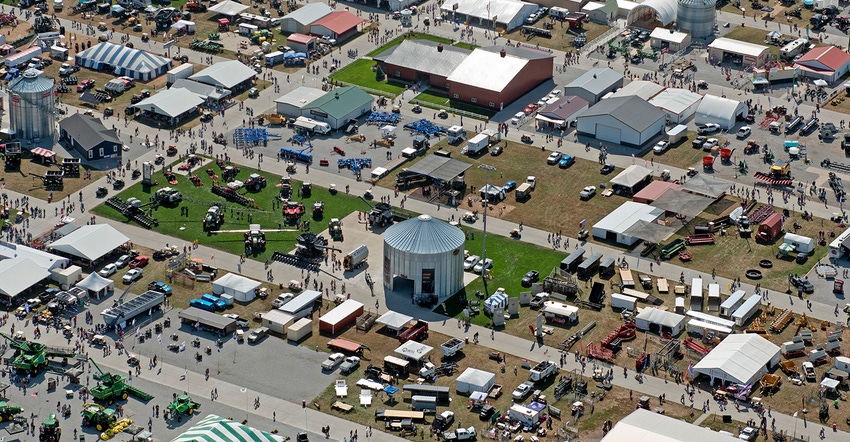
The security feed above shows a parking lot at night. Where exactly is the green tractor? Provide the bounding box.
[0,331,75,375]
[81,403,117,431]
[0,401,23,422]
[39,414,61,442]
[89,360,154,404]
[167,394,201,422]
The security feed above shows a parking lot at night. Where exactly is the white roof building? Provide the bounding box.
[694,94,749,129]
[708,37,770,68]
[49,224,128,263]
[439,0,538,31]
[208,0,250,17]
[649,88,703,123]
[602,409,739,441]
[455,367,496,394]
[274,86,327,117]
[0,241,69,271]
[212,272,262,302]
[280,3,333,33]
[0,258,50,300]
[593,202,664,246]
[610,165,654,193]
[627,0,677,26]
[634,307,686,335]
[190,60,257,90]
[447,49,528,93]
[693,334,780,385]
[649,27,691,46]
[563,68,624,104]
[133,88,205,120]
[609,80,665,101]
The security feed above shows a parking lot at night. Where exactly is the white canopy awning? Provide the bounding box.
[376,311,413,331]
[394,340,433,361]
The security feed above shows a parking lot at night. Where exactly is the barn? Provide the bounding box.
[308,10,365,43]
[374,39,470,90]
[575,96,666,146]
[794,45,850,83]
[563,68,623,104]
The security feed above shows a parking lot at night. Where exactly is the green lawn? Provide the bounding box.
[365,33,453,57]
[91,158,370,262]
[329,59,406,96]
[411,90,498,118]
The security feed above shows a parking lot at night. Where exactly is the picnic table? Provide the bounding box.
[332,401,353,413]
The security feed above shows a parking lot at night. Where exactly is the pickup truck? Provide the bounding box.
[444,427,476,441]
[248,327,268,343]
[529,293,549,309]
[432,410,454,431]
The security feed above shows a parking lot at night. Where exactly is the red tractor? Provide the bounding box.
[283,201,305,225]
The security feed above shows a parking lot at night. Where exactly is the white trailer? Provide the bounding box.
[343,245,368,271]
[610,293,637,311]
[167,63,194,86]
[731,295,761,326]
[781,336,805,356]
[101,290,164,326]
[440,337,466,357]
[690,278,703,312]
[706,283,721,312]
[720,290,746,318]
[460,133,490,156]
[829,225,850,260]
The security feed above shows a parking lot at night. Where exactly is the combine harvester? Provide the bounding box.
[90,360,154,404]
[0,332,75,375]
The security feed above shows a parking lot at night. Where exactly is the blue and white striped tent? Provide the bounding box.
[483,291,509,315]
[171,414,284,442]
[74,42,171,81]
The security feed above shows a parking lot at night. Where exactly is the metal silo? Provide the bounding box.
[8,70,56,141]
[677,0,716,40]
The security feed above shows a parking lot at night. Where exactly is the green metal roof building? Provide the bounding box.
[301,86,373,130]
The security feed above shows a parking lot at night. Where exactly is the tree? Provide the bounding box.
[375,65,386,82]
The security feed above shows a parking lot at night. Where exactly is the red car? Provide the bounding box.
[128,255,149,269]
[76,79,95,92]
[523,103,538,115]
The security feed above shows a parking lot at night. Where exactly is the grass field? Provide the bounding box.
[329,59,407,96]
[723,27,795,58]
[411,90,498,118]
[3,154,105,202]
[502,20,609,53]
[90,156,371,262]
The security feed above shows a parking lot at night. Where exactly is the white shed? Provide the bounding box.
[261,309,295,335]
[455,368,496,394]
[51,265,82,290]
[287,317,312,342]
[649,88,703,123]
[634,307,685,335]
[212,273,262,302]
[783,232,815,254]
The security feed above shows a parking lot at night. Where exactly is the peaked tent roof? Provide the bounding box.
[171,79,231,101]
[49,225,129,262]
[579,96,665,132]
[650,188,714,217]
[693,334,780,385]
[376,311,413,330]
[0,241,69,270]
[172,414,284,442]
[212,272,262,293]
[75,272,114,293]
[622,220,677,243]
[406,154,472,182]
[133,88,204,118]
[208,0,250,16]
[794,45,850,72]
[75,42,170,77]
[190,60,257,89]
[610,165,653,188]
[602,409,740,442]
[309,10,364,34]
[680,173,730,198]
[59,114,120,151]
[0,258,50,297]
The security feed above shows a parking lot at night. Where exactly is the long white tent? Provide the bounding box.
[75,42,171,81]
[173,414,284,442]
[692,334,780,385]
[49,225,128,263]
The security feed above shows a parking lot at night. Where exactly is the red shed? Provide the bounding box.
[757,212,784,242]
[319,299,364,335]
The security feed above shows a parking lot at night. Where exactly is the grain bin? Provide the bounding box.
[677,0,716,40]
[8,70,56,141]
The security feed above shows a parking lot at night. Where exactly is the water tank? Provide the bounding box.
[677,0,716,39]
[8,70,56,141]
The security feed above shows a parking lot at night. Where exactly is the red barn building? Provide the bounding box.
[309,11,365,43]
[375,40,553,109]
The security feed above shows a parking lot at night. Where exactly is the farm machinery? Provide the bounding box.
[39,414,61,442]
[90,359,154,404]
[81,403,117,431]
[754,160,792,186]
[272,232,341,271]
[203,206,225,231]
[0,332,76,375]
[0,401,23,422]
[329,218,343,241]
[283,201,306,225]
[313,201,324,219]
[167,394,201,422]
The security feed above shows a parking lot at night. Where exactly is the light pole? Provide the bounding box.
[478,164,496,298]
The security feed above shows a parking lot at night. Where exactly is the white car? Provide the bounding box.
[703,138,719,150]
[318,36,336,45]
[322,352,345,371]
[512,381,534,401]
[549,89,561,98]
[464,255,481,271]
[738,427,758,441]
[473,258,493,274]
[653,140,669,154]
[122,268,143,284]
[736,126,752,138]
[579,186,597,200]
[697,123,720,134]
[511,112,525,125]
[546,151,563,165]
[99,263,117,277]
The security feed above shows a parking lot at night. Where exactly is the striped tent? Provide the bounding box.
[171,414,284,442]
[74,42,171,81]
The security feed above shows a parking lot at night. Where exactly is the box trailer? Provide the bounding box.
[441,337,466,357]
[461,133,491,156]
[280,289,322,319]
[829,226,850,259]
[690,278,703,312]
[101,290,164,326]
[265,51,285,67]
[611,293,637,311]
[402,384,450,402]
[577,253,602,280]
[757,213,783,242]
[599,258,615,277]
[783,232,815,254]
[411,395,437,412]
[167,63,194,86]
[560,248,584,273]
[720,290,746,317]
[384,356,410,377]
[319,299,364,335]
[707,283,721,312]
[732,295,761,326]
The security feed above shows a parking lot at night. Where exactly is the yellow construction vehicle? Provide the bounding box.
[256,114,285,126]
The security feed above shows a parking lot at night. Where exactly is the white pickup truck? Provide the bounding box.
[444,427,476,441]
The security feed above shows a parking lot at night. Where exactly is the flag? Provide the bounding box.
[24,303,29,314]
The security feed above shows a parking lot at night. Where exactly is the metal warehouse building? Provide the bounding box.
[563,68,624,104]
[383,215,465,305]
[439,0,538,31]
[300,86,373,130]
[576,96,666,146]
[274,86,328,117]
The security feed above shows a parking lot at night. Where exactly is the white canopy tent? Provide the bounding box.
[455,368,496,394]
[375,311,413,335]
[208,0,250,17]
[212,273,261,302]
[49,225,129,263]
[692,334,780,385]
[75,272,114,300]
[394,340,433,362]
[0,258,49,300]
[694,95,749,129]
